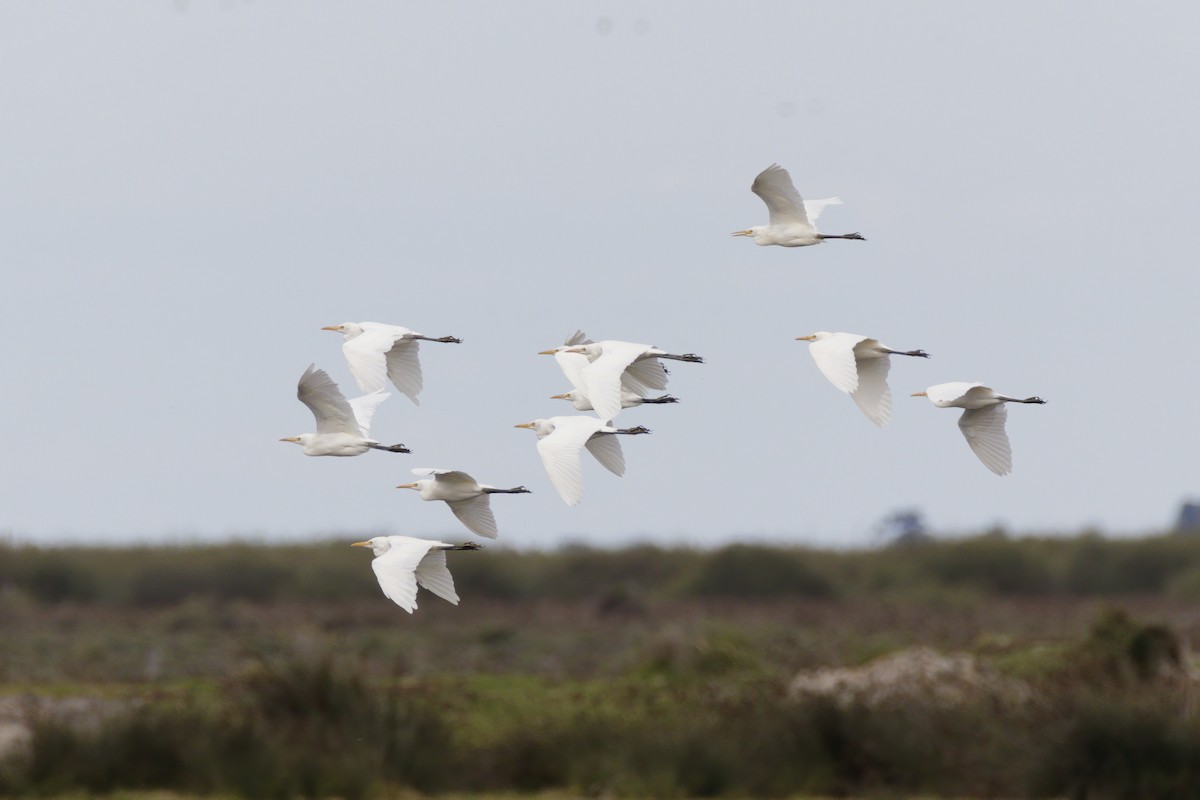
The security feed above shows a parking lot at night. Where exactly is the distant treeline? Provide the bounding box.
[5,530,1200,607]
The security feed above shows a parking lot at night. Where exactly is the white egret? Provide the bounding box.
[279,364,410,456]
[796,332,929,427]
[538,330,657,399]
[351,535,481,614]
[556,340,703,423]
[396,468,531,539]
[514,416,650,506]
[321,321,462,405]
[912,383,1046,476]
[550,389,679,412]
[733,163,866,247]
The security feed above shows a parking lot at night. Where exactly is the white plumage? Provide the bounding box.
[351,535,481,614]
[514,416,650,506]
[555,340,703,423]
[396,468,531,539]
[797,331,929,427]
[912,382,1046,476]
[279,364,408,457]
[322,321,462,405]
[732,163,865,247]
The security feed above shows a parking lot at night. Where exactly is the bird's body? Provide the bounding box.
[351,535,481,614]
[322,321,462,405]
[280,364,409,456]
[555,340,703,422]
[396,468,530,539]
[733,163,865,247]
[912,383,1046,476]
[515,416,650,506]
[797,331,929,427]
[551,388,679,412]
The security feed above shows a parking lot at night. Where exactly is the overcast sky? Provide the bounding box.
[3,1,1198,548]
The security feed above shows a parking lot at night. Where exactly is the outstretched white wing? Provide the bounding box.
[851,354,893,428]
[447,495,499,539]
[582,341,653,422]
[958,405,1012,476]
[413,468,479,489]
[414,549,460,606]
[584,431,625,476]
[370,538,436,613]
[297,365,359,435]
[347,389,389,436]
[621,357,669,394]
[807,334,868,394]
[383,339,423,406]
[535,416,606,506]
[553,350,590,393]
[803,197,843,223]
[340,326,408,392]
[751,164,811,228]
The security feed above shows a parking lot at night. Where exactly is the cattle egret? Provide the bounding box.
[351,535,481,613]
[555,340,703,423]
[912,383,1046,476]
[514,416,650,506]
[279,364,409,456]
[396,468,530,539]
[733,163,865,247]
[797,331,929,427]
[539,330,658,400]
[321,321,462,405]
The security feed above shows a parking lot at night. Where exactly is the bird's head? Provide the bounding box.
[279,435,312,447]
[321,323,363,339]
[731,226,765,241]
[514,419,552,437]
[351,536,389,556]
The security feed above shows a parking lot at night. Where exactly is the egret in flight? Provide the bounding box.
[396,468,531,539]
[733,163,865,247]
[912,383,1046,476]
[280,364,409,456]
[321,321,462,405]
[351,535,481,614]
[554,340,703,423]
[797,332,929,427]
[539,331,668,408]
[550,389,679,412]
[514,416,650,506]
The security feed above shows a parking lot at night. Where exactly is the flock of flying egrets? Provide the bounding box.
[284,164,1045,613]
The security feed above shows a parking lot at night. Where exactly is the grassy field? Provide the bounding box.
[3,532,1200,798]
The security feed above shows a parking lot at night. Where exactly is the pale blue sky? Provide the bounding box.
[2,1,1197,547]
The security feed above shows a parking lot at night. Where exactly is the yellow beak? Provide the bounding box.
[350,541,370,547]
[514,422,536,429]
[537,349,558,355]
[910,392,928,397]
[279,437,301,443]
[795,335,817,341]
[320,325,341,331]
[549,393,570,400]
[731,230,753,237]
[396,483,418,490]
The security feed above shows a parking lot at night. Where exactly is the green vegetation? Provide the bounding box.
[3,532,1200,797]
